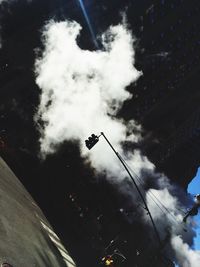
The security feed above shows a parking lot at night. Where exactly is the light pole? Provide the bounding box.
[85,132,162,247]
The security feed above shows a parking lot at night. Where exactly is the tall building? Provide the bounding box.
[0,156,76,267]
[124,0,200,186]
[84,0,200,185]
[0,1,199,266]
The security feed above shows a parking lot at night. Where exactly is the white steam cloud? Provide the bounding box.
[34,19,153,178]
[171,236,200,267]
[35,20,140,152]
[35,19,199,266]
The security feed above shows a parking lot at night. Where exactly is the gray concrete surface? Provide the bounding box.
[0,157,76,267]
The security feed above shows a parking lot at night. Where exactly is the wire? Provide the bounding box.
[118,153,181,226]
[101,132,162,246]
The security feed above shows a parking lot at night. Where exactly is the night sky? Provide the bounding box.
[0,1,200,267]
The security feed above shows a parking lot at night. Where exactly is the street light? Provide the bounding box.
[84,132,161,247]
[85,134,99,150]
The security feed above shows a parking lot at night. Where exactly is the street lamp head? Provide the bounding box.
[85,134,99,150]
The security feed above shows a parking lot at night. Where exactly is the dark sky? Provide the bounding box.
[0,1,200,267]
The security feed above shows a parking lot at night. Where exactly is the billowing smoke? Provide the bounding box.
[34,19,153,178]
[35,19,198,266]
[171,236,200,267]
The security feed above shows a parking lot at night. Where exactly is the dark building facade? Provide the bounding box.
[123,0,200,186]
[0,0,199,266]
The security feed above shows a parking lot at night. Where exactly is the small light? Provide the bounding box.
[105,259,113,266]
[102,256,114,266]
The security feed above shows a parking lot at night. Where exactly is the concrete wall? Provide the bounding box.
[0,157,76,267]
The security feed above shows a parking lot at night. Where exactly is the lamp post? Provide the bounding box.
[85,132,161,247]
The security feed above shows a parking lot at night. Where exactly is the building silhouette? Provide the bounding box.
[0,1,199,266]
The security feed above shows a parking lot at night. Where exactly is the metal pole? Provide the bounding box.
[100,132,162,246]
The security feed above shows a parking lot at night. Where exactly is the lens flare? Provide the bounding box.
[77,0,99,48]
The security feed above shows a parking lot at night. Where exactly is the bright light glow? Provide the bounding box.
[105,259,113,266]
[77,0,99,48]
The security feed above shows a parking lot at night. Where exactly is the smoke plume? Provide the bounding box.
[171,236,200,267]
[35,19,198,266]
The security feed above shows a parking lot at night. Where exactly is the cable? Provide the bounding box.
[118,154,169,215]
[123,156,180,225]
[118,153,181,226]
[101,132,162,246]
